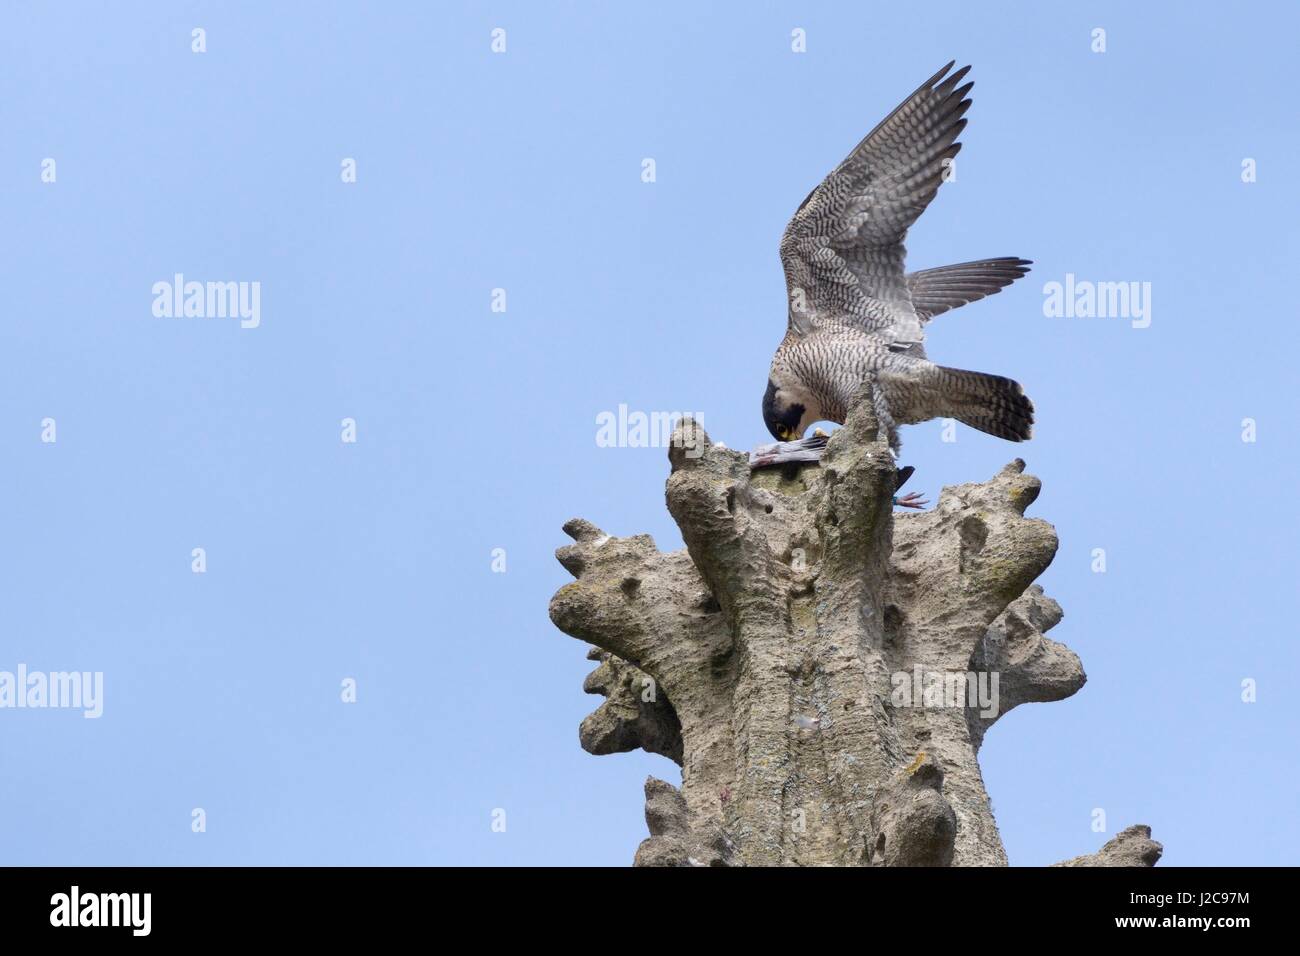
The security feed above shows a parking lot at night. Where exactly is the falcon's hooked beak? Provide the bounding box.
[762,379,811,442]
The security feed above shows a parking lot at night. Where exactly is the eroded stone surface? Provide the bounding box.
[549,389,1158,867]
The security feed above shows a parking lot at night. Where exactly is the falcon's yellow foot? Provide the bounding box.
[812,427,830,438]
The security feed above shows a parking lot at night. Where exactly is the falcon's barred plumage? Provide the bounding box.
[763,62,1034,455]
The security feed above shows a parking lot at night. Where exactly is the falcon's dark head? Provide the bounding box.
[762,379,811,442]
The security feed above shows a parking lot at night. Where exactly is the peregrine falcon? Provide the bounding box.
[762,62,1035,459]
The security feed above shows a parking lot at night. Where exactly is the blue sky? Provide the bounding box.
[2,2,1296,866]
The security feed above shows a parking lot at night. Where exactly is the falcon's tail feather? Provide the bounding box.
[937,367,1034,442]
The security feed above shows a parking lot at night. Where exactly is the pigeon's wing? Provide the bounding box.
[780,62,972,349]
[907,258,1032,322]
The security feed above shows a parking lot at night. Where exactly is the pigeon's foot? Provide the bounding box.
[892,466,928,509]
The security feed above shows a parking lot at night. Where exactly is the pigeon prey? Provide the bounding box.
[762,62,1035,458]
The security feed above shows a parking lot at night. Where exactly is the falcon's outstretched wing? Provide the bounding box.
[780,62,973,348]
[906,257,1032,322]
